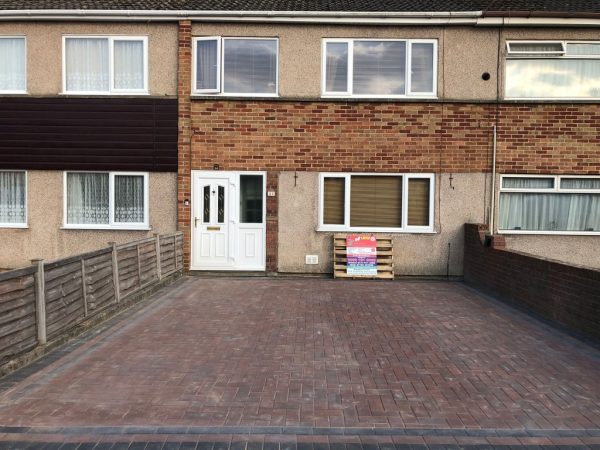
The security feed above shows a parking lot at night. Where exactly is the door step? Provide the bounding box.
[187,270,268,277]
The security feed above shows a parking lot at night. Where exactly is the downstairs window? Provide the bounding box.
[0,171,26,227]
[499,175,600,233]
[319,173,434,232]
[64,172,148,229]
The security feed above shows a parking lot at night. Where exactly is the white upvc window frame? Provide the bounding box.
[0,170,27,229]
[321,38,438,99]
[62,35,149,95]
[498,174,600,236]
[191,36,280,97]
[0,35,27,94]
[504,39,600,100]
[63,171,150,230]
[318,172,435,233]
[506,40,566,56]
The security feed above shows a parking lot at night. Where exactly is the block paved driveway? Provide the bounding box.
[0,277,599,449]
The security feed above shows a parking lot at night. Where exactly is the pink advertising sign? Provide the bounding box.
[346,234,377,276]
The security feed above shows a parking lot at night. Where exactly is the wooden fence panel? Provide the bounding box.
[83,250,115,314]
[138,240,158,286]
[176,234,184,269]
[160,235,176,275]
[0,269,38,362]
[0,231,183,362]
[117,245,140,298]
[44,260,85,339]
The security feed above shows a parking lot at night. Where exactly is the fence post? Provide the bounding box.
[81,258,88,317]
[174,234,178,270]
[109,242,121,304]
[31,259,46,345]
[136,243,142,288]
[154,233,162,281]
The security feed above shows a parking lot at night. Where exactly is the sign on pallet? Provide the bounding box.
[346,234,377,276]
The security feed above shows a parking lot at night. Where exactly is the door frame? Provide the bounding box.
[190,170,267,271]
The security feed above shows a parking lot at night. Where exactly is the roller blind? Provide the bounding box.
[353,41,406,96]
[323,177,345,225]
[407,178,430,226]
[350,176,402,227]
[223,39,277,94]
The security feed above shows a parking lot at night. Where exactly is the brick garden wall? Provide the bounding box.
[464,223,600,342]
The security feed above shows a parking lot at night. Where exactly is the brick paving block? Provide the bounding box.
[0,278,596,443]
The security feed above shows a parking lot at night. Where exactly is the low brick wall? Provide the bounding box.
[464,223,600,342]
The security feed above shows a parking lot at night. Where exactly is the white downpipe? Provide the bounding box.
[489,125,498,234]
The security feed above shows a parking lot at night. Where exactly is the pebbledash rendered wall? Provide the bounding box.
[177,21,600,275]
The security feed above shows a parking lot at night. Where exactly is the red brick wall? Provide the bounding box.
[464,223,600,343]
[189,102,494,173]
[186,101,599,175]
[497,104,600,174]
[177,21,192,267]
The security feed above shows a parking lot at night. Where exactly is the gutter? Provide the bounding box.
[0,9,482,24]
[0,8,597,26]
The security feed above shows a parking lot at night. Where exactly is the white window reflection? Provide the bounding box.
[322,39,437,97]
[193,37,278,95]
[325,42,349,93]
[506,59,600,98]
[353,41,406,95]
[223,39,277,94]
[506,40,600,99]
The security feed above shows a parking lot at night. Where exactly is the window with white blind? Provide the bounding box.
[0,37,26,93]
[0,171,27,228]
[64,172,149,229]
[322,39,437,98]
[499,175,600,234]
[63,36,148,94]
[193,37,278,96]
[319,173,434,232]
[505,41,600,99]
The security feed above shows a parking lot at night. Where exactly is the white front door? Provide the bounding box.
[191,171,266,271]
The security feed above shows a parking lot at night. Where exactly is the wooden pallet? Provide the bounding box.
[333,234,394,279]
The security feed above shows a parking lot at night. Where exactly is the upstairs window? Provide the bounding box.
[63,36,148,94]
[505,40,600,99]
[319,173,434,232]
[0,37,26,93]
[0,171,26,227]
[322,39,437,98]
[64,172,148,229]
[193,37,278,96]
[499,175,600,234]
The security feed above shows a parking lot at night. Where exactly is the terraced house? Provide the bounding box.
[0,7,179,269]
[0,0,598,275]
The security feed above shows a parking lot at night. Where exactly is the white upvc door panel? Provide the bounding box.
[191,171,266,271]
[192,175,232,269]
[236,225,264,269]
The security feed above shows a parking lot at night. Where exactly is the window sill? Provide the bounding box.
[321,94,438,100]
[317,228,436,234]
[191,93,279,99]
[503,97,600,102]
[498,230,599,236]
[60,91,150,96]
[61,225,151,231]
[0,224,28,229]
